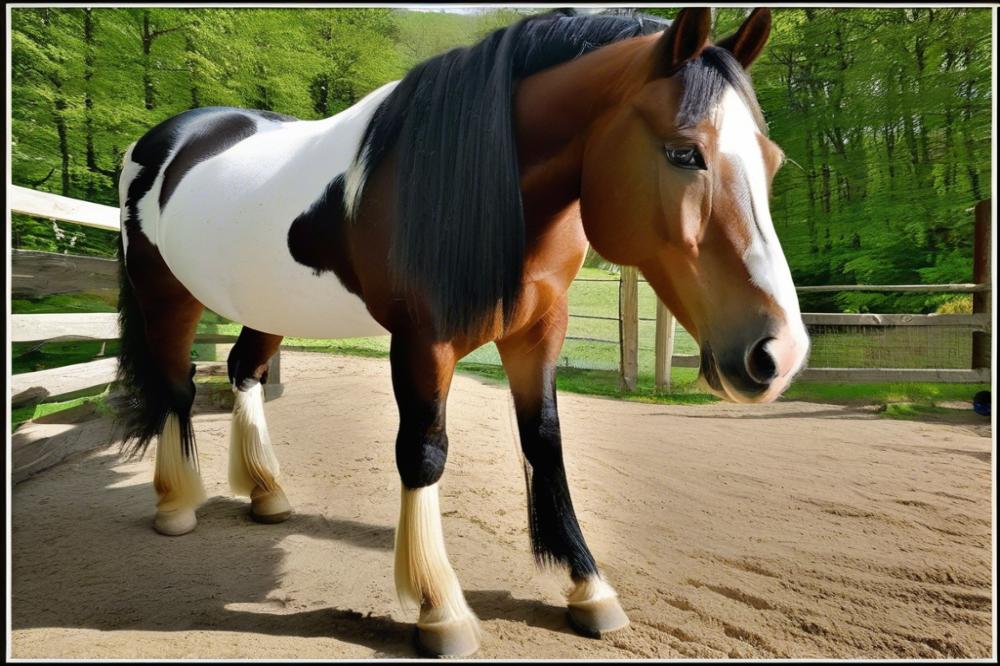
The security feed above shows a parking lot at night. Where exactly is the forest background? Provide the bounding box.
[10,6,994,314]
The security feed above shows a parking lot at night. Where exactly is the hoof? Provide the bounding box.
[567,595,630,638]
[251,487,292,524]
[153,507,197,536]
[415,616,480,658]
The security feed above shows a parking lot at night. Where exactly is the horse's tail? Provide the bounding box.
[113,235,169,460]
[112,144,196,461]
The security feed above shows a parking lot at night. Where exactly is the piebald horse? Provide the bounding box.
[115,8,808,656]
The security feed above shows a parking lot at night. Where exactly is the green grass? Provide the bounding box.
[782,380,988,405]
[12,292,117,314]
[13,339,120,375]
[455,361,988,410]
[880,403,951,420]
[11,388,113,433]
[458,362,720,405]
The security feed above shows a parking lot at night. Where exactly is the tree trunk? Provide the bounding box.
[54,93,70,196]
[960,44,984,200]
[883,122,896,180]
[142,11,155,110]
[185,32,201,109]
[942,48,956,191]
[83,8,110,197]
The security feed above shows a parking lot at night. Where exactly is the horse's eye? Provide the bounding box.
[665,146,706,170]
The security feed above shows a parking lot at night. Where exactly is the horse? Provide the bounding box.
[114,7,809,657]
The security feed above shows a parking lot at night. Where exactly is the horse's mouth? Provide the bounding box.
[698,345,724,393]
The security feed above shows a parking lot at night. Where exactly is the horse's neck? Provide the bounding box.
[514,34,656,222]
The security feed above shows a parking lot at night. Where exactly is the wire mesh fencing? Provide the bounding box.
[804,324,975,370]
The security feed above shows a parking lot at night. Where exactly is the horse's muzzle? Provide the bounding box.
[698,328,807,404]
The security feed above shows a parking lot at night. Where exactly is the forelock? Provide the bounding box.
[675,46,766,133]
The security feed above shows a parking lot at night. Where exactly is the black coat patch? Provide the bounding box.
[125,106,297,224]
[286,175,363,296]
[159,112,259,208]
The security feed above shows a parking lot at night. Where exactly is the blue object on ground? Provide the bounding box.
[972,390,991,417]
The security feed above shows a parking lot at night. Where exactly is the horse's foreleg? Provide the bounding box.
[227,327,291,523]
[390,334,480,657]
[497,297,630,637]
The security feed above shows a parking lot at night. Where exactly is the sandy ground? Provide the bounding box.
[10,352,994,659]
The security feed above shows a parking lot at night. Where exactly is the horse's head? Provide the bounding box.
[580,8,809,404]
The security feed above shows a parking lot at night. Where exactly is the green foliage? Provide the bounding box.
[12,213,119,257]
[935,294,973,314]
[10,7,993,316]
[756,8,991,313]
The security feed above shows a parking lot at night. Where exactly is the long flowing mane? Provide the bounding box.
[344,10,668,338]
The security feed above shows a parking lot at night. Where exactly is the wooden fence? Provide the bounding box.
[10,185,282,409]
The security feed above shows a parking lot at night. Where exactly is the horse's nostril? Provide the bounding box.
[746,337,778,385]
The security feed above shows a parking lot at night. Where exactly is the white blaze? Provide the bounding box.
[714,87,810,369]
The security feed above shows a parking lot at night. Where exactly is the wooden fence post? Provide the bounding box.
[654,300,675,391]
[619,266,639,392]
[972,199,992,371]
[264,350,284,401]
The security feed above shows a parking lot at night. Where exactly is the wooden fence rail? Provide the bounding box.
[12,184,120,231]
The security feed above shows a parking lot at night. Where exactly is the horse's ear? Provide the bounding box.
[653,8,712,78]
[716,8,772,70]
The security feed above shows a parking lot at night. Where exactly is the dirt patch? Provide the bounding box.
[10,352,993,658]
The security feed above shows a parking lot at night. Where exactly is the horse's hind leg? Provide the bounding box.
[496,297,630,637]
[117,238,206,536]
[227,327,291,523]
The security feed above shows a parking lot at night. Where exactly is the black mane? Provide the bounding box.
[348,9,668,339]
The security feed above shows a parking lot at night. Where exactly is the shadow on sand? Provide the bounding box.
[11,435,575,657]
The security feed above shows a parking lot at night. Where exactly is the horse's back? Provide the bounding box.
[120,83,399,339]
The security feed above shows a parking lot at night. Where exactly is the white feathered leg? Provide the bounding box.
[153,413,206,536]
[396,483,480,657]
[229,383,291,523]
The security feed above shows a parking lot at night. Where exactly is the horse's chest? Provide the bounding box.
[516,206,590,322]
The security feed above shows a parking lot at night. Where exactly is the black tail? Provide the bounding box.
[112,236,195,460]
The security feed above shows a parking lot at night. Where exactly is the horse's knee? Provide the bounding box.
[228,328,281,391]
[227,352,269,391]
[396,431,448,489]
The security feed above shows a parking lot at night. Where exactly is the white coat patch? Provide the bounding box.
[121,81,400,339]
